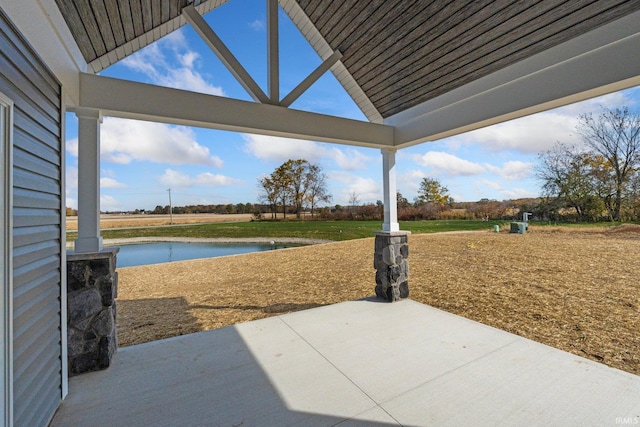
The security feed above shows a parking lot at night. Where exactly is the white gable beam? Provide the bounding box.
[389,11,640,148]
[279,0,383,123]
[267,0,279,103]
[281,50,343,108]
[182,5,270,104]
[77,73,393,148]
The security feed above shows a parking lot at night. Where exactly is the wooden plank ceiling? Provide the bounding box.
[56,0,640,119]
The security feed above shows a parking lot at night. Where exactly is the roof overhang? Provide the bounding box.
[387,9,640,149]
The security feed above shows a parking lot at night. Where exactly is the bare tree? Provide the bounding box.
[257,175,278,219]
[535,143,603,221]
[348,191,360,208]
[306,164,331,218]
[577,107,640,221]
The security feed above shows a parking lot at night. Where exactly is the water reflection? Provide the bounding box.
[113,242,301,267]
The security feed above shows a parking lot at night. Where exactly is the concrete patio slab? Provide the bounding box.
[51,299,640,426]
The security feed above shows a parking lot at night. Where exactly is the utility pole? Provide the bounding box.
[167,188,173,225]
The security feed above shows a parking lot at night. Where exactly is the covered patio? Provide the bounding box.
[3,1,640,426]
[51,299,640,426]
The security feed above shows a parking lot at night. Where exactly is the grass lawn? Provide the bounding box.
[67,219,512,241]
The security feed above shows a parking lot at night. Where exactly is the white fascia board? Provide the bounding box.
[0,0,87,106]
[279,0,383,124]
[77,73,394,148]
[388,11,640,148]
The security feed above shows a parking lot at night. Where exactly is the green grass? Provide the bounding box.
[67,219,509,242]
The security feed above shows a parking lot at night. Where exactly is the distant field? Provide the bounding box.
[66,213,253,230]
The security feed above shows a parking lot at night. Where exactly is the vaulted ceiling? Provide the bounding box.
[54,0,640,145]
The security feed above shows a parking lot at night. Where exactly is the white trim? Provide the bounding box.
[388,10,640,148]
[60,96,68,399]
[76,73,394,148]
[0,91,14,427]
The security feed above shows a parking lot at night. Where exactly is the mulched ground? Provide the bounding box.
[116,225,640,376]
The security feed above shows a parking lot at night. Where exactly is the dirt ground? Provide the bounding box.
[116,225,640,376]
[66,213,252,230]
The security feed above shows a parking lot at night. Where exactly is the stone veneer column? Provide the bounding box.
[374,231,410,302]
[66,248,118,376]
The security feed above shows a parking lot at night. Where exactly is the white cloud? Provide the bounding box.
[414,151,485,176]
[100,195,122,212]
[457,112,580,154]
[448,90,637,154]
[330,171,380,204]
[100,177,127,188]
[479,179,504,191]
[66,166,78,209]
[243,134,327,162]
[242,134,371,170]
[484,161,533,181]
[501,187,539,200]
[100,117,224,167]
[330,147,371,170]
[159,169,242,187]
[249,19,265,31]
[120,30,225,96]
[398,169,427,193]
[66,137,78,157]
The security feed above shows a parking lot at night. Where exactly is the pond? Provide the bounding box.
[111,241,302,267]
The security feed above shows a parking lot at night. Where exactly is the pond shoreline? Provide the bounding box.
[66,236,333,249]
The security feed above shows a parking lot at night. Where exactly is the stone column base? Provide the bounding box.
[67,248,119,376]
[374,231,410,302]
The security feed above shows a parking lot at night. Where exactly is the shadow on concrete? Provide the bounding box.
[51,305,399,426]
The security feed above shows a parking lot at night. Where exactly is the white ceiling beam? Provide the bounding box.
[388,11,640,148]
[182,5,270,104]
[267,0,279,103]
[280,50,343,108]
[77,73,394,148]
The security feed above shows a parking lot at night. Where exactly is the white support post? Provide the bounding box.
[381,148,399,232]
[267,0,279,103]
[74,108,103,253]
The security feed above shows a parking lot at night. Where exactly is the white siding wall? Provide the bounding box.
[0,7,63,427]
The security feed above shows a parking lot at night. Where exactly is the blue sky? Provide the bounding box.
[64,0,640,212]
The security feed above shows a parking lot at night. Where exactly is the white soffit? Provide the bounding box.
[279,0,384,124]
[88,0,230,73]
[387,10,640,149]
